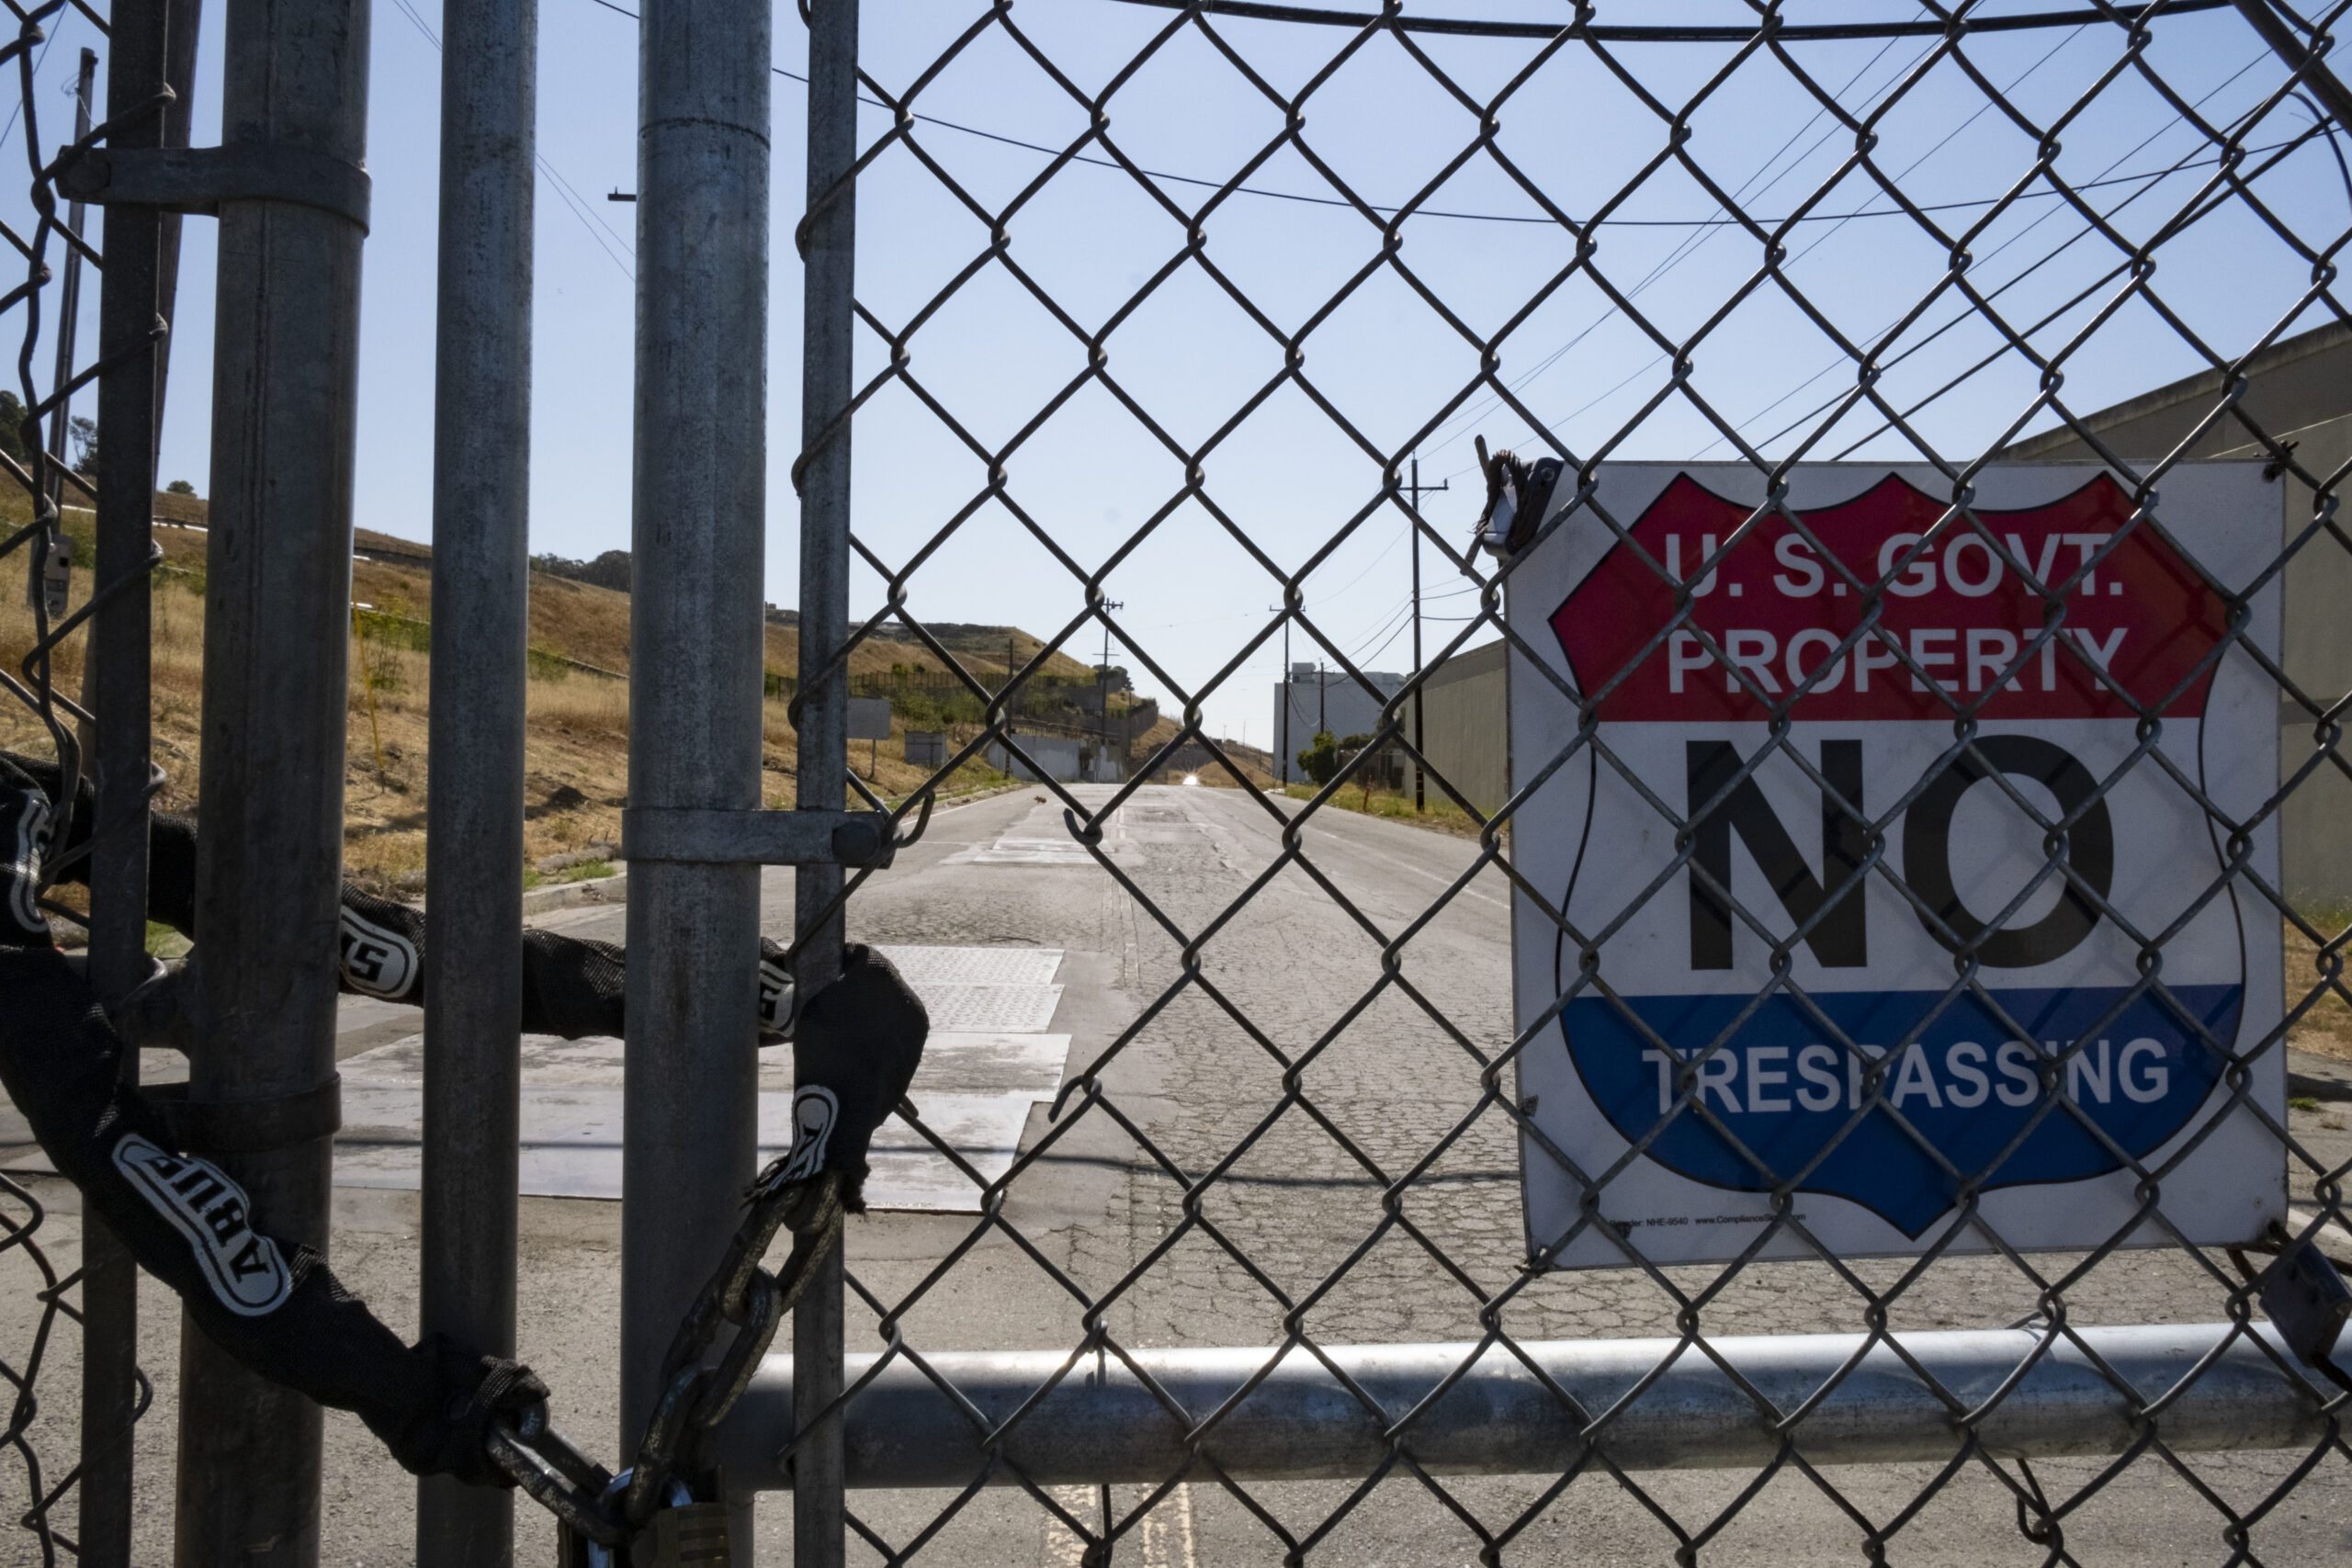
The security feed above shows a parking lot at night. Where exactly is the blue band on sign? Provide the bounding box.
[1565,983,2241,1236]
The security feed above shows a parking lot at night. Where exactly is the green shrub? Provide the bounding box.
[1296,729,1339,785]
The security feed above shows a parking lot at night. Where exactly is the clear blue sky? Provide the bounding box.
[12,1,2343,755]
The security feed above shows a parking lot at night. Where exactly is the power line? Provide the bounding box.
[389,0,636,279]
[571,0,2265,231]
[1708,46,2277,453]
[1315,517,1412,599]
[1451,44,2304,473]
[1823,118,2336,455]
[1096,0,2234,42]
[1432,18,2091,472]
[1419,23,1927,451]
[1771,83,2319,456]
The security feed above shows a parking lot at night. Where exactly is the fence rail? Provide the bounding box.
[713,1323,2335,1486]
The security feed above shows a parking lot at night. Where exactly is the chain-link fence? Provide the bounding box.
[0,0,174,1561]
[8,0,2352,1562]
[761,1,2352,1561]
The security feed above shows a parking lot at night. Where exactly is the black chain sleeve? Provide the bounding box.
[340,882,792,1039]
[5,752,794,1040]
[0,945,534,1484]
[789,943,927,1212]
[3,752,197,936]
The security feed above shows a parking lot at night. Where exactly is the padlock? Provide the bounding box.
[641,1500,730,1567]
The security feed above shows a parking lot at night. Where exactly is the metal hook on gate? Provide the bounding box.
[891,788,935,852]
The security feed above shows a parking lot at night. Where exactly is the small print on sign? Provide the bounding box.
[1507,465,2285,1267]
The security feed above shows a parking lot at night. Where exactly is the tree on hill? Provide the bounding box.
[0,391,27,466]
[166,479,197,495]
[533,548,632,592]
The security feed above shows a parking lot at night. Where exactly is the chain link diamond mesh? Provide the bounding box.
[0,2,156,1559]
[782,0,2352,1561]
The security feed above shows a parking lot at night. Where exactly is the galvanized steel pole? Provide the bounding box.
[712,1325,2343,1486]
[418,0,536,1558]
[796,0,859,1560]
[624,0,770,1551]
[79,5,171,1560]
[176,0,370,1556]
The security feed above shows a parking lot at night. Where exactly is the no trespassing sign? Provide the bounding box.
[1508,464,2284,1267]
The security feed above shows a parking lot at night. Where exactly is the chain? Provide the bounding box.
[489,1168,847,1550]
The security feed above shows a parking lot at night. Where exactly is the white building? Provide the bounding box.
[985,734,1083,783]
[1272,662,1407,783]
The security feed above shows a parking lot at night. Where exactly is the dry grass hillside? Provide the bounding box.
[0,495,1152,895]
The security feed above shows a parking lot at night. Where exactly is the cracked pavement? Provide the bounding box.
[7,783,2348,1563]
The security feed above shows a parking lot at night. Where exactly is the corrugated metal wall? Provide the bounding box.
[2007,321,2352,905]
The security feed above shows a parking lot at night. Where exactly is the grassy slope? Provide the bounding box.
[0,503,1107,894]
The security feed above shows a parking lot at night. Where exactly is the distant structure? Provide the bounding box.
[2003,320,2352,901]
[1416,641,1508,815]
[1272,663,1406,783]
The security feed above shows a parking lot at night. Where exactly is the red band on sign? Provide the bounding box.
[1550,472,2230,723]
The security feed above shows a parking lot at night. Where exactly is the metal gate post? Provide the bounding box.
[418,0,537,1558]
[795,0,858,1560]
[622,0,771,1549]
[78,2,173,1559]
[176,0,370,1556]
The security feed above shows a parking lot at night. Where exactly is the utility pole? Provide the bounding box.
[1097,601,1123,783]
[45,52,95,526]
[1271,604,1287,783]
[1407,456,1448,812]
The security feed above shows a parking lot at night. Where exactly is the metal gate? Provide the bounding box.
[756,3,2352,1562]
[6,0,2352,1563]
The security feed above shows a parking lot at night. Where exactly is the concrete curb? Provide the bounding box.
[522,869,628,916]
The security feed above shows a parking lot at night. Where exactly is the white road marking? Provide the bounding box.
[310,947,1073,1212]
[919,982,1065,1032]
[952,802,1127,865]
[875,944,1064,986]
[1043,1483,1197,1568]
[1205,794,1510,912]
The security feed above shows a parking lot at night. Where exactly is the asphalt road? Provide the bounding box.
[6,781,2350,1563]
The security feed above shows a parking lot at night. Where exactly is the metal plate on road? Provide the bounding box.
[875,944,1065,987]
[1508,465,2285,1265]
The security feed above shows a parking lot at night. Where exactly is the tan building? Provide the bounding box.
[2004,321,2352,904]
[1415,639,1510,817]
[1404,327,2352,881]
